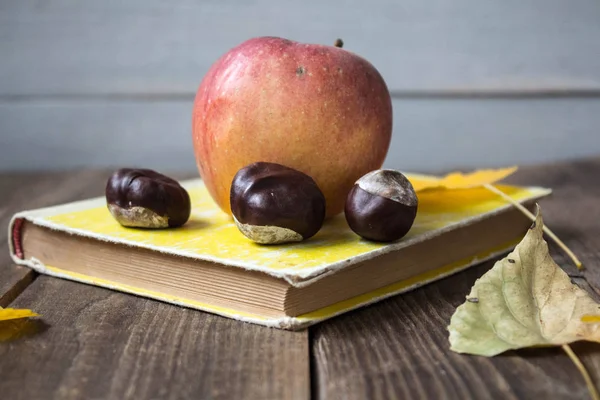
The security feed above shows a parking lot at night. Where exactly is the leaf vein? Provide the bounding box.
[474,287,519,346]
[522,242,547,341]
[538,253,559,340]
[501,280,532,331]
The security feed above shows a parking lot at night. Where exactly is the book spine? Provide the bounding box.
[11,217,24,259]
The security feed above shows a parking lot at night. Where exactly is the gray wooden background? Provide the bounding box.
[2,0,600,173]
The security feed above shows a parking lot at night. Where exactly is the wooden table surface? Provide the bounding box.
[1,157,600,400]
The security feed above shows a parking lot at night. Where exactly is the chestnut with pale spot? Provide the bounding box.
[105,168,191,229]
[230,162,326,244]
[345,169,418,242]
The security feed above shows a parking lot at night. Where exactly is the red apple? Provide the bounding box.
[192,37,392,217]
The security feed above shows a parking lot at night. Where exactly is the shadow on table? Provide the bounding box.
[0,318,50,342]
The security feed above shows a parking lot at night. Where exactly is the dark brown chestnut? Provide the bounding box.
[105,168,191,228]
[230,162,326,244]
[345,169,418,242]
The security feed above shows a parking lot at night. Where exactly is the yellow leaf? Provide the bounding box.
[448,206,600,357]
[0,307,39,322]
[582,315,600,323]
[409,166,518,192]
[0,307,41,342]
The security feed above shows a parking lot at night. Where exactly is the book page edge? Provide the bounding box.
[9,241,516,331]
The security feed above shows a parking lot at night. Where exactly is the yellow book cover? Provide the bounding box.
[8,176,550,330]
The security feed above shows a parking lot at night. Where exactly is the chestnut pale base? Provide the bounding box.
[233,216,303,245]
[108,204,169,229]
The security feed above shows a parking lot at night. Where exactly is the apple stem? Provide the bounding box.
[334,38,344,48]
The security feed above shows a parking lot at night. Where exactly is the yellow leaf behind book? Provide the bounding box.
[410,166,518,192]
[410,166,582,270]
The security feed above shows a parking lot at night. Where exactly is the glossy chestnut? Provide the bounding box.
[230,162,326,244]
[345,169,418,242]
[105,168,191,228]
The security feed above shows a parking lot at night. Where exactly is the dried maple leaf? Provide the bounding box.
[448,206,600,399]
[409,166,518,192]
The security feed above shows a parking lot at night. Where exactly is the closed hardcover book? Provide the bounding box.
[8,176,550,330]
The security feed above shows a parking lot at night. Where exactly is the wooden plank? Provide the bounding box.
[312,263,599,399]
[506,158,600,290]
[3,99,600,172]
[0,174,38,305]
[0,171,119,305]
[0,266,34,308]
[0,277,310,400]
[311,158,600,399]
[1,0,600,94]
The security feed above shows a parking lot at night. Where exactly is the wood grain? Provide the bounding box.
[0,277,309,400]
[0,171,109,304]
[312,157,600,399]
[3,1,600,175]
[3,99,600,173]
[506,158,600,281]
[2,0,600,94]
[0,265,34,308]
[312,263,600,399]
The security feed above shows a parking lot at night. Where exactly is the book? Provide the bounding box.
[8,176,550,330]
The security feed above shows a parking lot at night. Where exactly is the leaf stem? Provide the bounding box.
[484,184,583,270]
[562,344,599,400]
